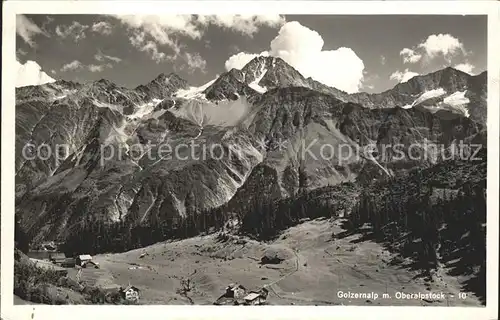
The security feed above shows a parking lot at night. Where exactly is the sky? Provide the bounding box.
[16,14,487,93]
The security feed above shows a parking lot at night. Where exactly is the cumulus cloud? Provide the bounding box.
[400,48,422,64]
[390,69,419,83]
[94,50,122,63]
[16,15,48,47]
[418,34,465,61]
[16,60,55,87]
[55,21,89,42]
[224,21,365,93]
[380,55,386,65]
[225,51,269,70]
[91,21,113,35]
[115,14,284,63]
[453,62,475,75]
[399,33,466,66]
[60,60,83,72]
[270,21,365,93]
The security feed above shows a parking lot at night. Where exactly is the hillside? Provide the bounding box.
[64,218,483,306]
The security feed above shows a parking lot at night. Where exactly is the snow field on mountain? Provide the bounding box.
[169,96,254,127]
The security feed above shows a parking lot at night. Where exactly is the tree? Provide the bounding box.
[15,216,30,253]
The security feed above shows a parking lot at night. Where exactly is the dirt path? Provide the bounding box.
[266,248,300,287]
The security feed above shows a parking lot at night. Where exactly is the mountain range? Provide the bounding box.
[15,56,487,244]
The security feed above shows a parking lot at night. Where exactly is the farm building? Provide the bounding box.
[120,285,140,302]
[225,283,247,299]
[49,252,66,264]
[243,288,269,305]
[214,283,248,305]
[76,254,92,266]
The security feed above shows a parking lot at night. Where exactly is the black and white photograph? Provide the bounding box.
[1,1,499,319]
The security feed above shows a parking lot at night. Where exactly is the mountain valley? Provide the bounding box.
[14,56,487,305]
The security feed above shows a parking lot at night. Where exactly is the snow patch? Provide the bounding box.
[439,91,470,117]
[169,96,253,127]
[404,88,470,118]
[443,91,469,107]
[175,79,216,100]
[248,64,268,94]
[411,88,446,107]
[127,99,163,120]
[92,99,125,114]
[128,103,154,120]
[50,89,78,101]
